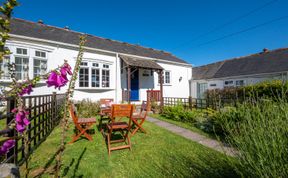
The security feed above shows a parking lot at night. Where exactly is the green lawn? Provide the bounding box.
[149,114,216,139]
[23,119,239,178]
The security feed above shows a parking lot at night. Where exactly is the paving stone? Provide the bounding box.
[147,116,235,156]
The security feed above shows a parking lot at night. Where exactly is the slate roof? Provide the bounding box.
[9,18,188,64]
[193,48,288,80]
[120,55,163,70]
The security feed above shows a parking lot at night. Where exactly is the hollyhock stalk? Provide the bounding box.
[54,35,86,177]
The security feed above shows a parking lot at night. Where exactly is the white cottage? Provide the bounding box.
[191,48,288,98]
[0,18,192,103]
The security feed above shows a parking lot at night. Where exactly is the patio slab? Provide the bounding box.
[147,116,235,156]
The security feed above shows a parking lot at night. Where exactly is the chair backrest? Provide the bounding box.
[100,98,114,107]
[111,104,133,125]
[140,101,148,118]
[69,104,78,124]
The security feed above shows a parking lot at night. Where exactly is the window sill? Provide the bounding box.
[157,84,172,86]
[75,87,115,91]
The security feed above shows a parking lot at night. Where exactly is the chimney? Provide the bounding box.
[64,26,69,30]
[263,48,269,53]
[38,19,43,24]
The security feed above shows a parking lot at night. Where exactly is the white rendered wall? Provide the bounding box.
[154,62,192,98]
[191,73,288,98]
[4,39,118,102]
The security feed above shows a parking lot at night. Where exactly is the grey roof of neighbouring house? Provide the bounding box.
[193,48,288,80]
[9,18,188,64]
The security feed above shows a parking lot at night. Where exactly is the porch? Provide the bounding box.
[120,55,164,107]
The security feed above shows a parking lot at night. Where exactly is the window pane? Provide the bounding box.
[92,63,99,67]
[34,59,40,66]
[15,57,29,80]
[79,68,89,87]
[102,69,110,88]
[165,71,170,84]
[91,69,100,87]
[80,62,88,66]
[34,59,47,77]
[0,56,10,79]
[16,48,27,55]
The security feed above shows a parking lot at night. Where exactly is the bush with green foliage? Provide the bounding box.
[75,99,100,118]
[217,99,288,177]
[206,80,288,108]
[162,104,204,123]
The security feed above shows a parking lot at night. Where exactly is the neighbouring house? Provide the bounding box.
[191,48,288,98]
[0,18,192,103]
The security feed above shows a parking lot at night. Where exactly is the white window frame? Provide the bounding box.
[91,64,100,88]
[16,47,29,56]
[235,80,245,87]
[101,68,110,88]
[78,61,111,89]
[224,80,234,87]
[164,71,171,85]
[0,55,11,80]
[35,50,47,59]
[79,61,90,88]
[33,57,48,78]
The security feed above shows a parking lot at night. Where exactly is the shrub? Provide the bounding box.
[75,99,100,118]
[220,99,288,177]
[206,80,288,108]
[162,104,204,123]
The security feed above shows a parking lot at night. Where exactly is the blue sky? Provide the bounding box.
[11,0,288,66]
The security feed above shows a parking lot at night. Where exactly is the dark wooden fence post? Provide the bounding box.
[188,96,193,110]
[6,97,17,164]
[52,92,56,127]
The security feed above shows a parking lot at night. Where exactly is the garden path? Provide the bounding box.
[147,116,235,156]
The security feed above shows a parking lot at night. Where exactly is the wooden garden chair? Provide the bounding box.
[99,98,114,132]
[131,101,147,136]
[106,104,133,155]
[69,104,96,144]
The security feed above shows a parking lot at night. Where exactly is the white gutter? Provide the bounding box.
[10,34,192,67]
[193,71,288,81]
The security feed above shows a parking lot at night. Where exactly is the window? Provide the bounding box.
[236,80,245,87]
[92,63,99,67]
[102,69,110,88]
[16,48,28,55]
[15,57,29,80]
[197,83,208,99]
[78,61,111,88]
[91,68,100,87]
[79,68,89,87]
[224,80,234,86]
[35,50,46,58]
[158,71,171,84]
[0,56,10,79]
[80,62,88,66]
[210,83,217,87]
[34,59,47,77]
[164,71,171,84]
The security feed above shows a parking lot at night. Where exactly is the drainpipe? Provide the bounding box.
[115,53,119,103]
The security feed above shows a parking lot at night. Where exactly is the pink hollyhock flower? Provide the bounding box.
[15,110,30,133]
[47,63,72,89]
[19,84,33,96]
[46,71,59,88]
[0,139,15,155]
[56,75,68,89]
[62,63,72,75]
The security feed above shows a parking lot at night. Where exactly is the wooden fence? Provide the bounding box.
[163,97,208,109]
[0,92,66,165]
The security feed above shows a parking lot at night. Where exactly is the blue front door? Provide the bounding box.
[130,69,139,101]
